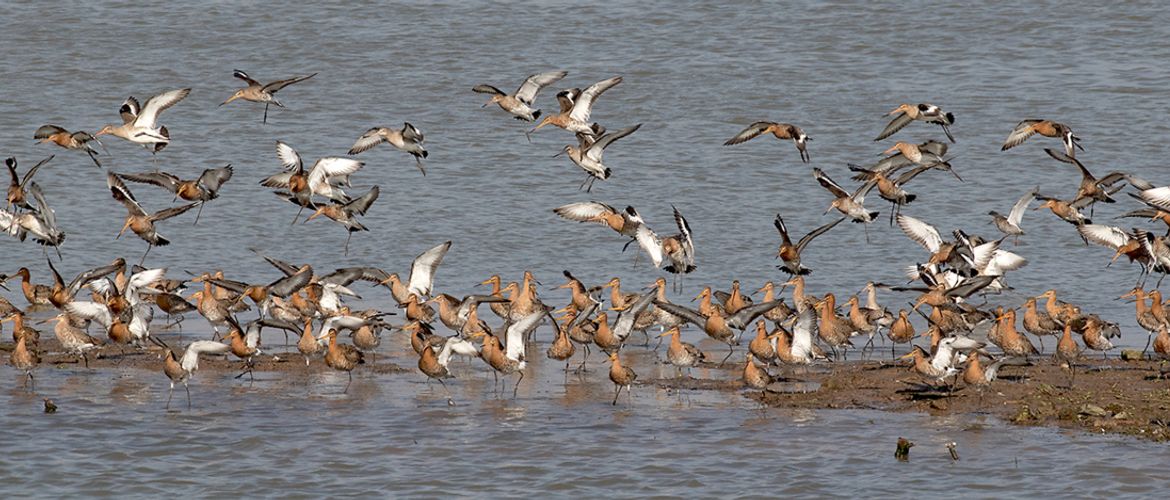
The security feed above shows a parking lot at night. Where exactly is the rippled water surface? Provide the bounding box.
[4,1,1170,496]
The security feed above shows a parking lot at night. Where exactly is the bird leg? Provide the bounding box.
[344,231,353,256]
[439,378,454,406]
[343,370,353,394]
[612,384,620,405]
[139,244,153,266]
[166,383,174,409]
[193,202,205,226]
[263,103,269,124]
[721,343,734,365]
[185,383,191,409]
[513,370,524,398]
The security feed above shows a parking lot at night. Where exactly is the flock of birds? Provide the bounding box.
[5,69,1170,411]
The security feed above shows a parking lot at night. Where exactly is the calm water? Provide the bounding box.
[4,1,1170,496]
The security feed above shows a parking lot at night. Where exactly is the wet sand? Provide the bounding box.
[7,339,1169,442]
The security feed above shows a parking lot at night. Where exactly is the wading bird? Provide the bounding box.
[473,70,568,121]
[528,76,622,139]
[162,339,231,409]
[107,172,197,264]
[723,121,811,163]
[95,88,191,157]
[34,125,103,168]
[116,165,233,224]
[1002,119,1081,157]
[875,103,955,143]
[773,214,844,275]
[348,123,428,176]
[555,123,641,191]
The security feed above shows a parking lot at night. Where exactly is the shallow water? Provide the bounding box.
[4,1,1170,496]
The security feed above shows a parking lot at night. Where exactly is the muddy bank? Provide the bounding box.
[648,357,1170,442]
[7,338,1170,442]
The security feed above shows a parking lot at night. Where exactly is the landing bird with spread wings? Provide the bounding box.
[95,88,191,156]
[116,165,233,224]
[474,70,568,121]
[556,123,641,191]
[773,214,844,275]
[34,125,104,168]
[220,70,316,123]
[1002,119,1081,158]
[107,172,197,263]
[875,103,955,143]
[348,123,428,176]
[723,121,810,163]
[261,140,364,223]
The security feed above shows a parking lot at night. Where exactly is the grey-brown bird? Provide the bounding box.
[221,70,317,123]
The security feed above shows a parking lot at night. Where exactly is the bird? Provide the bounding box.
[653,297,785,363]
[1055,323,1081,388]
[107,172,197,264]
[43,398,57,414]
[1001,119,1081,157]
[607,351,637,405]
[8,334,38,390]
[632,206,697,290]
[555,123,641,191]
[989,188,1036,243]
[658,326,705,377]
[379,241,452,304]
[220,70,316,123]
[162,339,231,409]
[723,121,811,163]
[482,309,547,397]
[95,88,191,156]
[553,201,646,242]
[304,186,380,255]
[317,328,365,393]
[347,123,428,176]
[875,103,955,143]
[417,342,459,406]
[1043,149,1126,216]
[473,70,568,121]
[6,156,54,211]
[773,214,844,275]
[743,353,775,390]
[115,165,233,224]
[812,167,879,238]
[261,140,364,222]
[528,76,623,139]
[33,125,103,168]
[1,182,66,256]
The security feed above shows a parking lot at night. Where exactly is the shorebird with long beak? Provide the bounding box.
[304,186,379,256]
[1,184,66,257]
[989,187,1036,243]
[553,201,646,242]
[607,350,637,405]
[6,156,53,211]
[107,172,197,264]
[849,159,959,224]
[527,76,622,140]
[632,206,696,292]
[812,167,879,240]
[723,121,811,163]
[773,213,844,275]
[1002,119,1081,157]
[220,70,316,123]
[317,328,365,393]
[34,125,104,168]
[473,70,567,121]
[1043,148,1126,216]
[160,339,230,409]
[348,123,428,176]
[653,295,784,364]
[556,123,641,192]
[116,165,233,225]
[95,88,190,157]
[1033,193,1091,226]
[261,140,364,222]
[379,241,451,304]
[875,103,956,143]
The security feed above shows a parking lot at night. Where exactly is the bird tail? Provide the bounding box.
[868,211,880,221]
[904,194,917,204]
[532,109,542,121]
[602,168,612,180]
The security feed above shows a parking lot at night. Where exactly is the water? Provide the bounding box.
[4,1,1170,496]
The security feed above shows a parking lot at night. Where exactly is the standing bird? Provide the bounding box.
[556,123,641,191]
[317,328,365,393]
[1001,119,1081,158]
[723,121,811,163]
[34,125,103,168]
[989,188,1036,243]
[1055,323,1081,388]
[658,326,705,377]
[473,70,568,121]
[9,335,38,389]
[607,351,637,405]
[162,340,231,409]
[107,172,197,263]
[348,123,428,176]
[773,214,844,275]
[528,76,623,139]
[116,165,233,224]
[220,70,316,124]
[95,88,191,156]
[875,103,956,143]
[6,156,54,211]
[304,186,380,256]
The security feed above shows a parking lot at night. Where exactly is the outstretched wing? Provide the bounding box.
[896,214,943,253]
[874,112,912,141]
[585,123,641,163]
[1007,188,1036,225]
[347,127,386,155]
[552,201,618,224]
[515,70,568,104]
[232,70,260,87]
[135,88,191,128]
[796,217,845,252]
[505,309,546,362]
[1001,119,1042,151]
[181,340,231,372]
[107,172,146,217]
[262,73,316,93]
[569,76,622,123]
[408,241,452,298]
[149,203,198,222]
[117,171,182,193]
[198,165,234,193]
[723,121,775,146]
[275,140,303,171]
[472,84,505,96]
[812,168,849,199]
[343,186,380,216]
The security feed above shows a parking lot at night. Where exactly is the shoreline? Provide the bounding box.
[7,339,1169,442]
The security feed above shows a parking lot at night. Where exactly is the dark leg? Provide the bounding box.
[343,370,352,393]
[263,103,269,124]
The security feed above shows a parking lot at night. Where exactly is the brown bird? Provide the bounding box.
[723,121,811,163]
[220,70,317,123]
[317,328,365,393]
[9,335,40,389]
[473,70,567,121]
[774,214,844,275]
[607,351,637,405]
[418,344,455,406]
[34,125,103,168]
[1001,119,1081,157]
[6,156,54,211]
[659,326,705,377]
[296,317,322,366]
[162,339,230,409]
[304,185,380,256]
[742,353,774,390]
[875,103,955,143]
[107,172,197,263]
[546,319,577,371]
[1055,323,1081,388]
[115,165,233,224]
